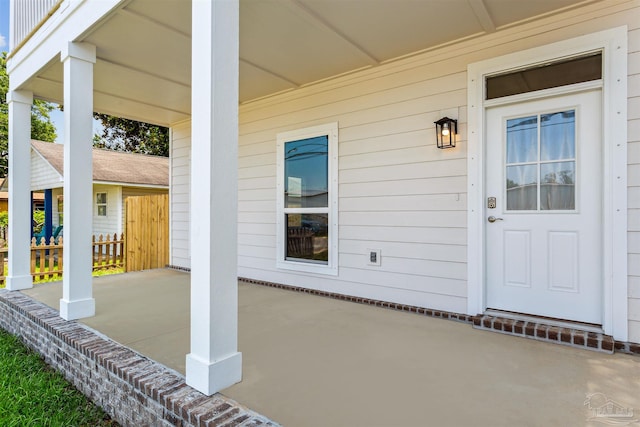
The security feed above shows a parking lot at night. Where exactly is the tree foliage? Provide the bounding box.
[0,52,57,178]
[93,113,169,157]
[30,100,57,143]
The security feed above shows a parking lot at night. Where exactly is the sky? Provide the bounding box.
[0,0,9,52]
[0,0,83,143]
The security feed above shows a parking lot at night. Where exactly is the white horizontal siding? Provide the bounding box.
[51,185,119,238]
[31,149,62,190]
[92,184,120,237]
[170,122,191,269]
[51,187,62,228]
[161,1,640,341]
[239,76,470,309]
[232,1,640,331]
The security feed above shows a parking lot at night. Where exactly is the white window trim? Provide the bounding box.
[276,122,339,275]
[467,27,628,340]
[96,192,107,217]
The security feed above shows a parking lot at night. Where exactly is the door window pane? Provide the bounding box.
[504,109,577,212]
[286,213,328,262]
[506,116,538,163]
[541,162,575,210]
[506,165,538,210]
[541,110,575,161]
[285,136,328,208]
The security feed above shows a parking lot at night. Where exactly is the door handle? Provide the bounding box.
[487,216,504,223]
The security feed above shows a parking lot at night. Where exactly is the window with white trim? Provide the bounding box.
[96,192,107,216]
[277,123,338,275]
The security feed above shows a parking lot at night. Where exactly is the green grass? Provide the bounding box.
[0,266,125,288]
[92,267,125,278]
[0,329,118,427]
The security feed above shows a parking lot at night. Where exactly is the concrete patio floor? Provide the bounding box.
[22,269,640,426]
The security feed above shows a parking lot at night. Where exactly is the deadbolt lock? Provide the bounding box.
[487,197,496,209]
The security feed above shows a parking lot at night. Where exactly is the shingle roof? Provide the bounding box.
[31,140,169,187]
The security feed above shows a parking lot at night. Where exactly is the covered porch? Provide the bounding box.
[7,0,639,399]
[20,269,640,426]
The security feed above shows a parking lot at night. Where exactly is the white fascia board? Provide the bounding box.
[8,0,124,91]
[93,181,169,189]
[34,184,64,190]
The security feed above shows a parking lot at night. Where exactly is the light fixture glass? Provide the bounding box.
[434,117,457,149]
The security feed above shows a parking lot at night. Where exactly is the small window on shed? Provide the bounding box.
[486,53,602,100]
[96,193,107,216]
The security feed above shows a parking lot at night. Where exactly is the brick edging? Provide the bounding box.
[473,314,614,353]
[174,271,640,355]
[166,264,191,273]
[472,314,640,355]
[0,289,278,427]
[239,277,640,356]
[238,277,474,323]
[613,341,640,355]
[166,269,472,323]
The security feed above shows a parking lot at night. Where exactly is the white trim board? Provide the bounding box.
[466,26,628,341]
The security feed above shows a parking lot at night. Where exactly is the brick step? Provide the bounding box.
[472,314,615,353]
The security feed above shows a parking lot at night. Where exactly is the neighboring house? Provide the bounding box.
[0,190,44,213]
[0,190,44,242]
[4,0,640,397]
[30,140,168,238]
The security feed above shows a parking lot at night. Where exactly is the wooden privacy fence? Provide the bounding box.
[125,194,169,272]
[0,234,124,285]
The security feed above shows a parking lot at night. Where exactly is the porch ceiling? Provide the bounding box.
[20,0,596,126]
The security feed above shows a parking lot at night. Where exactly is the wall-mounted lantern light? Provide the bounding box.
[434,117,457,149]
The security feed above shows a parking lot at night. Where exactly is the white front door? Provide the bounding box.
[485,89,603,324]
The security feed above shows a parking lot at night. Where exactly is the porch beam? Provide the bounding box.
[288,0,379,65]
[6,90,34,291]
[59,42,96,320]
[468,0,496,33]
[186,0,242,395]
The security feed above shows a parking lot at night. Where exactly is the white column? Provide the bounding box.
[6,90,33,291]
[186,0,241,395]
[59,42,96,320]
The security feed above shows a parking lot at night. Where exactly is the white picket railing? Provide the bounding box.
[10,0,59,50]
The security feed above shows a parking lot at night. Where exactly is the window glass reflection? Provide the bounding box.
[541,111,575,161]
[285,136,328,208]
[540,161,575,210]
[286,213,328,263]
[506,116,538,164]
[506,165,537,210]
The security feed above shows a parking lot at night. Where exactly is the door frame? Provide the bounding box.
[467,27,628,340]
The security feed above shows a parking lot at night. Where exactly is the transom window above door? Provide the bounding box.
[486,52,602,100]
[505,110,576,211]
